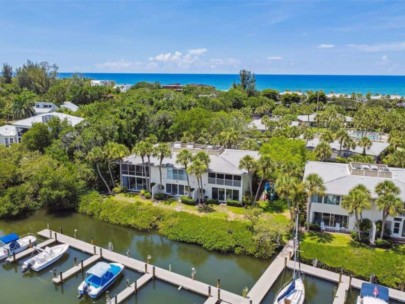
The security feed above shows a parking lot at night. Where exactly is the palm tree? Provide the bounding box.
[358,137,372,155]
[12,92,35,119]
[335,129,349,156]
[187,158,207,203]
[315,142,332,161]
[320,130,334,144]
[176,149,193,197]
[194,151,210,167]
[303,128,315,145]
[105,142,130,188]
[239,155,257,204]
[375,180,403,239]
[144,136,157,190]
[153,143,171,193]
[304,173,325,230]
[276,174,301,220]
[341,184,372,240]
[133,141,148,190]
[385,149,405,168]
[254,155,274,202]
[87,146,111,194]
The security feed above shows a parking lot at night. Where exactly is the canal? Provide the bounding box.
[0,210,399,304]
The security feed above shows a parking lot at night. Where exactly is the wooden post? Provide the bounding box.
[126,279,130,287]
[349,275,352,290]
[29,239,32,248]
[339,269,342,283]
[208,286,211,297]
[284,256,287,267]
[134,280,138,293]
[114,294,117,304]
[49,229,52,238]
[54,232,58,241]
[217,278,220,288]
[100,247,103,258]
[81,259,84,272]
[59,271,63,283]
[74,257,77,266]
[145,263,148,273]
[217,288,221,300]
[13,251,16,262]
[93,245,96,255]
[59,226,63,234]
[153,266,156,278]
[91,236,94,245]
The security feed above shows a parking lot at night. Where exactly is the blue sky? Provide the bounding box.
[1,0,405,74]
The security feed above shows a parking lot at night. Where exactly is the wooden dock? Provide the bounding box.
[38,229,250,304]
[285,260,405,303]
[106,273,153,304]
[5,239,56,263]
[52,255,101,284]
[246,241,294,304]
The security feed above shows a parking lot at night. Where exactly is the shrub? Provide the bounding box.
[154,193,165,201]
[180,196,195,205]
[206,199,220,205]
[140,189,146,196]
[374,239,392,249]
[144,193,152,199]
[359,218,372,232]
[112,186,125,194]
[309,223,320,232]
[227,199,242,207]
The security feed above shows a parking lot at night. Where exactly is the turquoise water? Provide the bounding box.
[59,73,405,95]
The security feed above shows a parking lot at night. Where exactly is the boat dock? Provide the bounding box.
[29,229,405,304]
[53,255,101,284]
[37,229,251,304]
[5,238,55,262]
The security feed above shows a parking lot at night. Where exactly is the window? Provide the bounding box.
[311,194,323,204]
[166,183,187,195]
[208,173,242,187]
[167,168,186,181]
[325,195,340,205]
[212,187,239,202]
[393,222,400,234]
[313,212,348,229]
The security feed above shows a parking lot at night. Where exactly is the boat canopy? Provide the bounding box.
[86,262,111,278]
[0,233,19,244]
[360,283,389,302]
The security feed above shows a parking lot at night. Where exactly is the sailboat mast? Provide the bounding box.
[293,211,298,278]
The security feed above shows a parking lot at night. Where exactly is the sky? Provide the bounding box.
[1,0,405,75]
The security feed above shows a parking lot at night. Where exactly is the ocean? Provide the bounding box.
[58,73,405,96]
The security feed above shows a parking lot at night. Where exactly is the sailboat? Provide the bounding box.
[273,213,305,304]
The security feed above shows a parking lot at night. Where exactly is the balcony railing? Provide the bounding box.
[208,177,241,187]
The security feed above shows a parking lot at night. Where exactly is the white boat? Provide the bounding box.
[0,233,37,260]
[357,283,389,304]
[78,262,124,299]
[22,244,69,272]
[274,214,305,304]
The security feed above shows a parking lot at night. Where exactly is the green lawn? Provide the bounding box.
[300,232,405,289]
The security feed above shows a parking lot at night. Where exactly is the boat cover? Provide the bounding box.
[360,283,389,302]
[86,262,111,278]
[277,280,296,302]
[0,233,19,244]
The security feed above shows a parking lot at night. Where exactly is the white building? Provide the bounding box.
[91,80,114,87]
[249,117,299,132]
[297,113,353,126]
[306,138,389,160]
[121,143,259,202]
[0,125,18,147]
[34,101,58,115]
[304,161,405,239]
[11,113,84,143]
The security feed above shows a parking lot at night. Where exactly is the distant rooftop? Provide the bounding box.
[13,113,84,128]
[0,125,17,137]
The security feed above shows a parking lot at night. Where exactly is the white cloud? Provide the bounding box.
[318,44,335,49]
[188,48,208,55]
[348,41,405,52]
[267,56,283,61]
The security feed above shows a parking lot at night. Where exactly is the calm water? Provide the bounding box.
[0,210,390,304]
[59,73,405,95]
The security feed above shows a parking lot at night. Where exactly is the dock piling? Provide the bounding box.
[145,263,147,273]
[339,268,342,283]
[114,294,117,304]
[100,247,103,258]
[73,257,77,266]
[284,256,287,267]
[59,271,63,283]
[49,229,52,238]
[217,288,221,300]
[29,239,32,248]
[153,266,155,278]
[81,259,84,272]
[126,279,130,287]
[13,251,16,262]
[91,236,94,245]
[52,268,57,277]
[217,278,220,288]
[59,226,63,234]
[93,245,96,255]
[134,281,138,293]
[54,232,58,241]
[74,229,77,239]
[208,286,211,297]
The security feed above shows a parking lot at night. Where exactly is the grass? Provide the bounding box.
[300,232,405,289]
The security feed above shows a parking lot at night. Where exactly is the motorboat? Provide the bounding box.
[22,244,69,272]
[78,262,124,299]
[357,283,389,304]
[0,233,37,260]
[274,213,305,304]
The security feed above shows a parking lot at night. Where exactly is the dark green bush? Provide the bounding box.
[226,199,242,207]
[309,223,320,232]
[359,218,372,232]
[180,196,195,205]
[154,193,165,201]
[206,199,220,205]
[374,239,392,249]
[144,193,152,199]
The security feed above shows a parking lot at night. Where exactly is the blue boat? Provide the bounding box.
[357,283,389,304]
[78,262,124,299]
[0,233,37,260]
